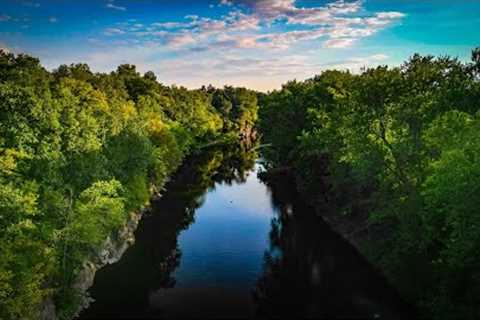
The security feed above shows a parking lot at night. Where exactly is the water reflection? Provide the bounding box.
[79,145,414,319]
[254,170,415,319]
[79,144,260,319]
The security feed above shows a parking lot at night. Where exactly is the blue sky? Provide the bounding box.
[0,0,479,91]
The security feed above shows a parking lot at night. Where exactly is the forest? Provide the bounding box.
[259,48,480,319]
[0,50,258,319]
[2,47,480,319]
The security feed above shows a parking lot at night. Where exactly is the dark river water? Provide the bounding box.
[79,146,414,319]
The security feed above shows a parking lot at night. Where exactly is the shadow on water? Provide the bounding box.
[79,145,257,319]
[79,144,414,319]
[254,171,416,319]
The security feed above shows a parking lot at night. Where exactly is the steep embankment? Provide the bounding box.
[258,49,480,320]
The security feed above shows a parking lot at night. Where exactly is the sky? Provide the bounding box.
[0,0,479,91]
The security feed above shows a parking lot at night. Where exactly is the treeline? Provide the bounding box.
[0,51,258,319]
[259,48,480,319]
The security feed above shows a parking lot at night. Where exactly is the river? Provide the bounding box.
[79,146,414,319]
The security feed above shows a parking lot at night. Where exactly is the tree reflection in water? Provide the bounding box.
[254,170,416,319]
[80,143,414,319]
[79,144,258,318]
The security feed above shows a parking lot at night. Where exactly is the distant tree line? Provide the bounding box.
[0,51,258,319]
[259,48,480,319]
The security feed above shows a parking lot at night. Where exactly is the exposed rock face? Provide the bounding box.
[72,211,143,317]
[40,210,145,320]
[98,211,141,265]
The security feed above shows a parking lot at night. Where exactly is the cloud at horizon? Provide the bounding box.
[0,0,478,91]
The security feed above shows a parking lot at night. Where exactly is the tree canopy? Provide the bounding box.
[0,50,258,319]
[259,48,480,320]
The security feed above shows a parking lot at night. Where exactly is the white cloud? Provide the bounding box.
[220,0,234,6]
[48,17,58,23]
[68,1,405,90]
[319,53,392,72]
[324,37,356,48]
[232,0,363,25]
[327,0,362,14]
[196,18,226,34]
[106,1,126,11]
[40,32,396,92]
[152,22,188,29]
[104,27,126,36]
[185,15,199,21]
[369,53,389,61]
[226,11,260,30]
[376,11,405,19]
[166,32,197,47]
[104,0,404,52]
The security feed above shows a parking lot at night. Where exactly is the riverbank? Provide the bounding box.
[41,209,144,320]
[40,137,257,320]
[40,181,167,320]
[258,167,389,252]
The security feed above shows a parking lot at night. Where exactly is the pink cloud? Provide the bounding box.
[101,0,405,52]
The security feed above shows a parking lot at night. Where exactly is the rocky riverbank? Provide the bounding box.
[39,188,166,320]
[40,210,143,320]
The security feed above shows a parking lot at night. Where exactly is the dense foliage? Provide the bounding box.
[259,48,480,319]
[0,51,258,319]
